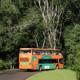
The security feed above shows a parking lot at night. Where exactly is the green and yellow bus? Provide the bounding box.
[19,48,64,71]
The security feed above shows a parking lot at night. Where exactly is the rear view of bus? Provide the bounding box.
[19,48,32,70]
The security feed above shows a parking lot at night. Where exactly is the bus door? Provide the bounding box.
[52,59,64,69]
[58,58,64,69]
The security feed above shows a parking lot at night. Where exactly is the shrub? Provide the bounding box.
[0,60,9,70]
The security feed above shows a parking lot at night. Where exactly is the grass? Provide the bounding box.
[26,69,76,80]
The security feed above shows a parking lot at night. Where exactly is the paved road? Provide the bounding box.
[0,70,37,80]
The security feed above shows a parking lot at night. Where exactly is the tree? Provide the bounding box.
[64,24,80,80]
[35,0,66,48]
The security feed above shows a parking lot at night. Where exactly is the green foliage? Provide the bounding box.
[0,60,9,70]
[17,7,41,30]
[0,0,19,14]
[64,24,80,70]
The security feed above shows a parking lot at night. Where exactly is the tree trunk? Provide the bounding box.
[36,0,64,48]
[9,61,13,69]
[42,32,46,48]
[48,31,53,48]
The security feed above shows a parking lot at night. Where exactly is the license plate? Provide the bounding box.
[44,66,50,69]
[20,62,27,65]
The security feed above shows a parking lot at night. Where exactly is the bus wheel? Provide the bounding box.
[56,64,59,69]
[39,66,42,71]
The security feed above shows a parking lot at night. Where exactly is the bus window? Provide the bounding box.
[39,59,59,63]
[32,50,45,55]
[59,59,64,64]
[51,50,61,54]
[20,58,29,62]
[39,59,58,63]
[20,50,31,54]
[39,59,53,63]
[52,59,58,63]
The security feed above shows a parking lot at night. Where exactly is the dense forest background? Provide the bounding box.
[0,0,80,79]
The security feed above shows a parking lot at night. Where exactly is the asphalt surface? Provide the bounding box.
[0,70,38,80]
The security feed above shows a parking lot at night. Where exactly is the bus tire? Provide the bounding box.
[39,66,42,71]
[56,64,59,69]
